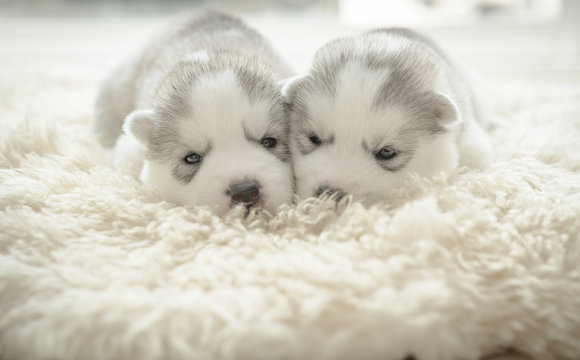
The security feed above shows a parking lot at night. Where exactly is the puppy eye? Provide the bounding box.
[183,152,202,164]
[376,147,398,160]
[309,135,322,146]
[261,137,277,148]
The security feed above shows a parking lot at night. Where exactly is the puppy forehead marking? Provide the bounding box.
[336,61,391,108]
[183,50,210,63]
[298,44,445,147]
[177,70,272,146]
[306,62,393,137]
[301,60,440,154]
[191,69,241,108]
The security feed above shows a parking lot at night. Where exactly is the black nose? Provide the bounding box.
[315,185,344,200]
[228,179,261,206]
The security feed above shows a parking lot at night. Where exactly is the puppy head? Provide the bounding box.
[125,55,293,215]
[282,38,461,204]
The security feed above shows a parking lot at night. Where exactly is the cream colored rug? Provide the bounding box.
[1,70,579,360]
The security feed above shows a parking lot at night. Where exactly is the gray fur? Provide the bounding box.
[243,122,291,163]
[146,53,290,168]
[295,134,334,156]
[94,10,294,186]
[171,144,212,184]
[362,140,413,172]
[286,28,490,171]
[290,29,458,145]
[286,27,493,202]
[172,159,203,184]
[94,10,293,149]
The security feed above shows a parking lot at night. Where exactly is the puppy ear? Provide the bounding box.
[123,109,155,147]
[432,92,461,128]
[279,73,309,105]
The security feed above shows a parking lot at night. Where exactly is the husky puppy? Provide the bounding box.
[282,28,493,204]
[94,11,294,215]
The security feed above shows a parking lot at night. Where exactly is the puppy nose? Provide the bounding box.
[228,179,261,206]
[315,185,344,200]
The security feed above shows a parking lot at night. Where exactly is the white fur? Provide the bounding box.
[94,12,294,215]
[291,63,463,202]
[183,50,210,63]
[123,109,154,147]
[287,36,493,203]
[124,71,292,215]
[4,70,579,360]
[280,73,310,103]
[112,133,145,178]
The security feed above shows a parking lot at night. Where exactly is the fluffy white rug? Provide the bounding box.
[1,70,579,360]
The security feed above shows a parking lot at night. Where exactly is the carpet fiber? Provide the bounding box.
[1,71,579,360]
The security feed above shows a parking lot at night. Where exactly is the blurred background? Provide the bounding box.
[0,0,579,83]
